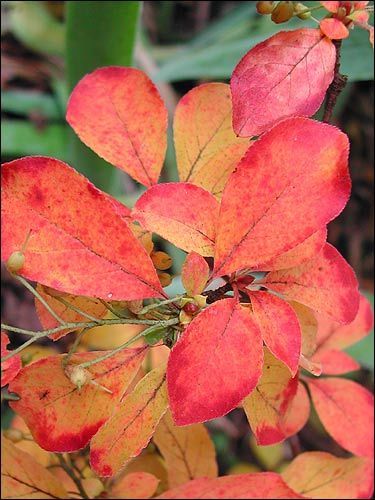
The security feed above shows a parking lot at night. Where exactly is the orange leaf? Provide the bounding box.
[214,118,350,277]
[291,302,318,359]
[1,332,21,387]
[1,436,68,499]
[282,381,311,438]
[153,410,218,488]
[243,349,298,445]
[320,18,350,40]
[133,183,219,256]
[157,473,303,499]
[312,349,360,375]
[231,29,335,137]
[8,348,147,452]
[109,472,159,499]
[66,67,168,187]
[90,364,168,477]
[174,83,249,198]
[282,451,374,499]
[35,285,108,340]
[307,377,374,457]
[167,299,263,425]
[1,157,163,300]
[259,244,359,325]
[181,252,210,296]
[249,292,301,374]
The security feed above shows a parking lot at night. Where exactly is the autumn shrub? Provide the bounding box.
[1,2,374,499]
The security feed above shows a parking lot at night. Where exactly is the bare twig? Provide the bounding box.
[323,40,348,123]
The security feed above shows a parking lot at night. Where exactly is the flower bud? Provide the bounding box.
[294,3,311,19]
[6,251,25,274]
[158,272,172,288]
[151,251,173,270]
[256,1,275,14]
[271,1,294,23]
[3,429,23,443]
[65,365,91,389]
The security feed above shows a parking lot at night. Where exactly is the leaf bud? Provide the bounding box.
[151,251,173,270]
[158,272,172,288]
[3,429,24,443]
[6,251,25,274]
[183,302,200,315]
[65,365,91,389]
[294,3,311,19]
[256,1,275,14]
[271,1,294,23]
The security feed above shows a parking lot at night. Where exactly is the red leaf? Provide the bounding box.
[282,451,374,499]
[214,118,350,277]
[312,349,360,375]
[249,292,301,374]
[66,67,168,187]
[282,382,311,439]
[1,332,21,387]
[259,244,359,324]
[1,157,163,300]
[181,252,210,296]
[157,473,303,499]
[307,377,374,458]
[231,29,335,137]
[167,299,263,425]
[320,18,350,40]
[133,183,219,256]
[8,348,147,452]
[320,1,340,12]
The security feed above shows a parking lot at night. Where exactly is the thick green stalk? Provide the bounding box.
[65,1,140,193]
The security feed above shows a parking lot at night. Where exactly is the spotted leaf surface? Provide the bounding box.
[167,299,263,425]
[8,348,147,452]
[66,67,168,187]
[1,157,163,300]
[214,119,350,277]
[133,183,220,256]
[174,83,249,198]
[231,29,335,137]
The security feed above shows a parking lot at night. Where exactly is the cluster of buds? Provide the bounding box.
[256,1,311,23]
[151,250,173,287]
[179,295,207,326]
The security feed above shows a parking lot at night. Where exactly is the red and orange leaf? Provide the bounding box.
[214,119,350,277]
[174,83,249,198]
[258,228,327,271]
[1,332,21,387]
[282,451,374,499]
[307,377,374,458]
[66,67,168,187]
[282,381,311,438]
[312,349,360,375]
[314,294,373,352]
[109,472,159,499]
[1,437,68,499]
[259,244,359,325]
[157,473,303,499]
[8,348,147,452]
[181,252,210,296]
[1,157,163,300]
[121,451,169,495]
[90,364,168,477]
[243,349,298,445]
[167,299,263,425]
[133,183,219,256]
[320,18,350,40]
[153,410,218,488]
[249,291,301,374]
[9,415,52,467]
[231,29,335,137]
[35,285,108,340]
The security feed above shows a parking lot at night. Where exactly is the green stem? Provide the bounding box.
[139,295,183,315]
[15,275,65,325]
[62,328,90,368]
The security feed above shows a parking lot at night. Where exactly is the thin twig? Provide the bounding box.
[323,40,348,123]
[57,455,89,500]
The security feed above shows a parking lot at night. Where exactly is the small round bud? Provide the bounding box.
[256,1,275,15]
[65,365,91,389]
[3,429,23,443]
[6,251,25,274]
[294,3,311,19]
[158,272,172,288]
[151,251,173,271]
[271,1,294,23]
[183,302,199,315]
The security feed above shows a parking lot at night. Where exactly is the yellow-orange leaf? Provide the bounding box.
[1,436,68,499]
[153,410,218,488]
[282,452,374,499]
[109,471,159,499]
[133,183,219,256]
[66,67,168,187]
[282,382,311,438]
[181,252,210,296]
[243,349,298,445]
[9,348,147,452]
[291,302,318,359]
[90,364,168,477]
[174,83,249,198]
